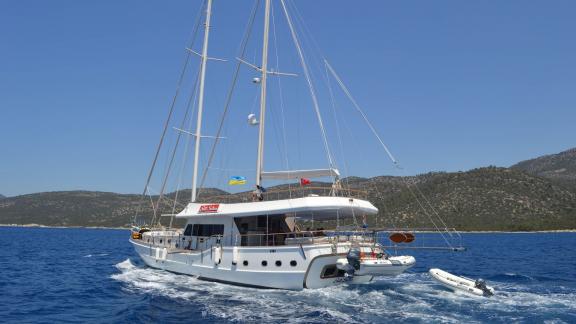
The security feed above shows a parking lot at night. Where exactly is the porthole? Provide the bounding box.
[275,260,282,267]
[290,260,297,267]
[167,239,171,244]
[262,260,268,267]
[159,239,163,243]
[243,260,249,266]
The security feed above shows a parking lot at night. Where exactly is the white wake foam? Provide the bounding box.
[111,259,576,323]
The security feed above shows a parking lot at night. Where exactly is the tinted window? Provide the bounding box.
[257,216,267,228]
[192,224,225,237]
[184,224,193,236]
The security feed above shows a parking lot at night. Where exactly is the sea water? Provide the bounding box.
[0,227,574,323]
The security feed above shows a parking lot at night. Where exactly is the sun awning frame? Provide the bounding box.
[261,168,340,180]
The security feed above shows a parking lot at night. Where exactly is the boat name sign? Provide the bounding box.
[199,204,220,213]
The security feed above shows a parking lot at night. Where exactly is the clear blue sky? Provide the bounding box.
[1,0,574,197]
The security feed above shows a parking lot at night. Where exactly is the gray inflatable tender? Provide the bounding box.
[429,268,494,297]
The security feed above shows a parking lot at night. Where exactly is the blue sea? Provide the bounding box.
[0,227,574,323]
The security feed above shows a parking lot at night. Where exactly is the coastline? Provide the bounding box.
[1,224,574,233]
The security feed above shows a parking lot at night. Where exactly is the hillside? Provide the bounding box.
[358,167,575,231]
[511,147,576,189]
[0,189,227,228]
[1,166,575,230]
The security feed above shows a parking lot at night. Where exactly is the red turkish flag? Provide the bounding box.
[300,178,311,186]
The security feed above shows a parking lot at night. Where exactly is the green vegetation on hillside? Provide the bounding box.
[1,149,575,231]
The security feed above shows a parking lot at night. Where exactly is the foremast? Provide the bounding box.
[191,0,214,202]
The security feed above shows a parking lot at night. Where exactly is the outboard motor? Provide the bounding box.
[346,247,361,274]
[475,279,493,296]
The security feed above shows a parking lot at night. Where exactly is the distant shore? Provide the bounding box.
[1,224,574,233]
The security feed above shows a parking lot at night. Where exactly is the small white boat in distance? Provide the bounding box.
[429,268,494,297]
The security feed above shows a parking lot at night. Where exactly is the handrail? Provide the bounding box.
[195,186,369,203]
[138,228,465,251]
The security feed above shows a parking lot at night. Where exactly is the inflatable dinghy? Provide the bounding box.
[429,268,494,297]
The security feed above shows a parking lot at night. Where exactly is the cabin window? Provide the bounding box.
[257,216,267,228]
[262,260,268,267]
[290,260,297,267]
[192,224,225,237]
[184,224,193,236]
[243,260,248,266]
[275,260,282,267]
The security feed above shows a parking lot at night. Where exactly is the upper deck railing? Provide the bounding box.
[195,186,369,204]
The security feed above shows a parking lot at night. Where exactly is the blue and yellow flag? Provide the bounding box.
[228,176,247,185]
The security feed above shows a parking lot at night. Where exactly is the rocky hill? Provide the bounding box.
[0,189,226,228]
[1,149,575,231]
[511,147,576,189]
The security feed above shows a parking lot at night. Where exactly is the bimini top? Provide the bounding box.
[176,196,377,220]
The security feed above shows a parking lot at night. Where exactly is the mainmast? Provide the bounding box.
[255,0,271,189]
[191,0,213,202]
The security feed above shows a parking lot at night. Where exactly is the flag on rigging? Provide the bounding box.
[228,176,247,185]
[300,178,311,186]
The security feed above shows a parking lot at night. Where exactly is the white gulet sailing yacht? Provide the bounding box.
[129,0,419,290]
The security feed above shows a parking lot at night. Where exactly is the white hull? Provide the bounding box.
[131,239,391,289]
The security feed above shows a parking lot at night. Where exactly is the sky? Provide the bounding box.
[1,0,575,197]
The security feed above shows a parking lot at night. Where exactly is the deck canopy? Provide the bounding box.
[177,196,377,220]
[261,168,340,180]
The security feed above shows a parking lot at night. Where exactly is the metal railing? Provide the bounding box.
[195,186,369,204]
[135,228,465,252]
[137,229,376,249]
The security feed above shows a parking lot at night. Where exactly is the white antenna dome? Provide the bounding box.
[247,114,259,126]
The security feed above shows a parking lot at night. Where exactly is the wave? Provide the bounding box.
[110,260,576,323]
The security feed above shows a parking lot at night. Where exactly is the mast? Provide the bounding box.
[191,0,213,202]
[255,0,271,189]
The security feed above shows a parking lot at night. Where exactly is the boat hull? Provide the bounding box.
[131,239,380,289]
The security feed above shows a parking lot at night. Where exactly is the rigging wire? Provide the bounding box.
[270,1,293,197]
[279,0,337,184]
[323,62,350,196]
[284,1,396,229]
[324,59,455,247]
[152,62,202,226]
[198,0,261,194]
[168,65,203,228]
[133,0,206,227]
